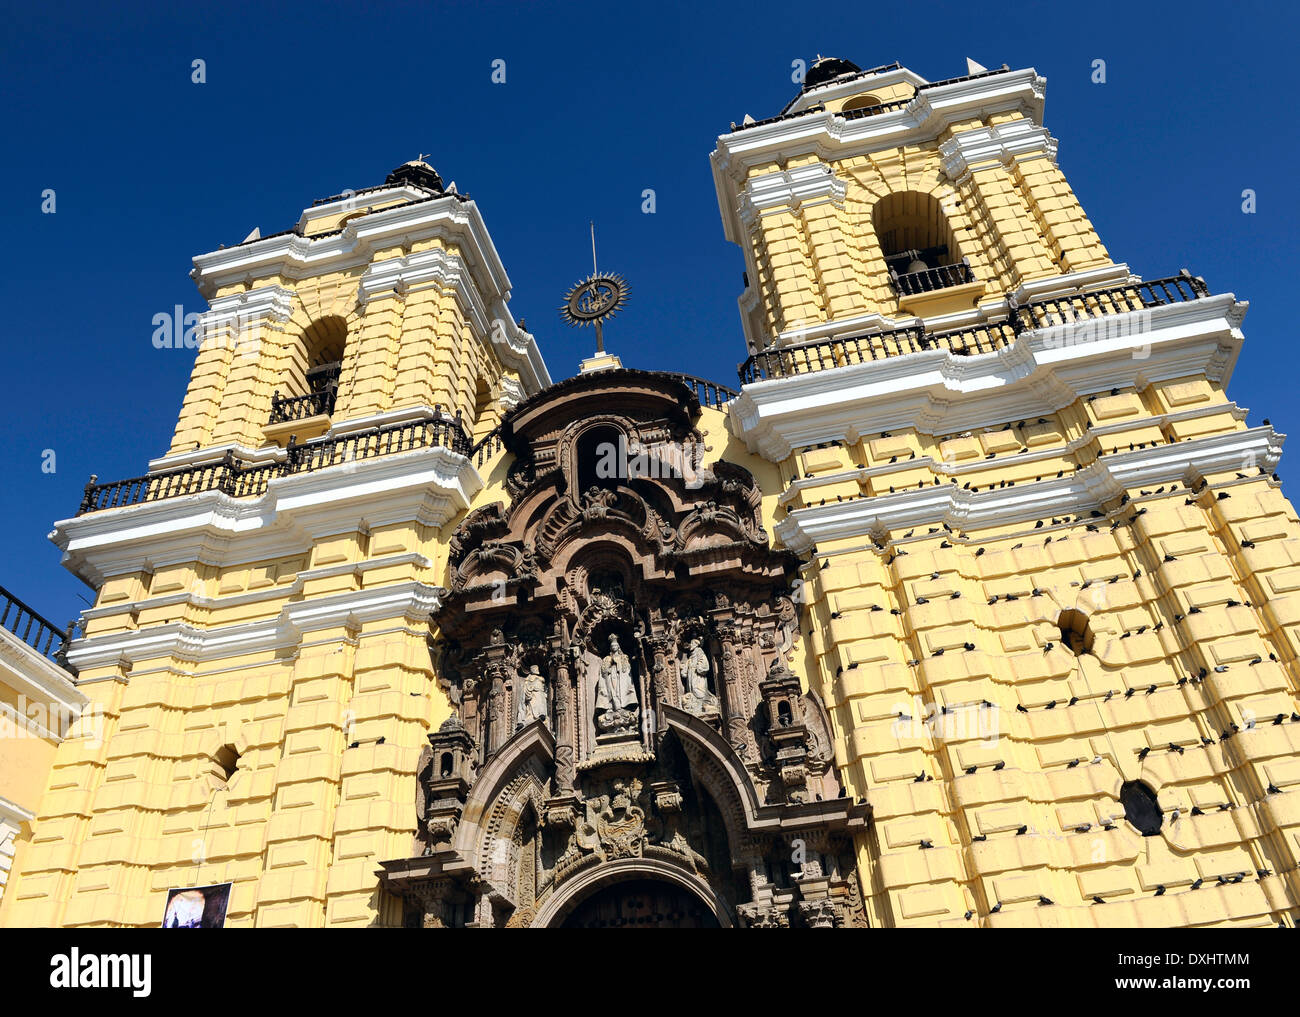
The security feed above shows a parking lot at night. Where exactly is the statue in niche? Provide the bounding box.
[679,637,719,717]
[515,664,548,730]
[594,634,639,732]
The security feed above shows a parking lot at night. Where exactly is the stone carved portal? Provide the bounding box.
[379,371,869,928]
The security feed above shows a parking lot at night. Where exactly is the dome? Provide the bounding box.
[385,159,444,193]
[803,56,862,90]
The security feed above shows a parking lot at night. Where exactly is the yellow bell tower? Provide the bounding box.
[5,161,550,928]
[721,58,1300,927]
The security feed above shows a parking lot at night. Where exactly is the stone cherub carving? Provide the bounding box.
[515,663,548,730]
[679,637,719,717]
[594,634,638,731]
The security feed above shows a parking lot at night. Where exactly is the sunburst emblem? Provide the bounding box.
[560,272,629,327]
[560,223,627,353]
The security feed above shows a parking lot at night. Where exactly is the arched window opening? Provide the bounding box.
[271,315,347,424]
[1120,780,1163,836]
[439,752,453,778]
[841,93,882,113]
[1057,608,1096,656]
[575,424,624,497]
[872,191,974,297]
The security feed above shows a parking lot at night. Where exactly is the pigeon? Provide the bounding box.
[1016,825,1028,836]
[1038,895,1054,906]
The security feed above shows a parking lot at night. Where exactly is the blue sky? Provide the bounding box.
[1,0,1296,623]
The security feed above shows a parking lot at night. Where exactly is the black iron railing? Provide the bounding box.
[739,322,1016,384]
[668,374,739,409]
[269,387,337,423]
[891,259,977,296]
[738,272,1212,384]
[731,103,826,132]
[839,96,912,120]
[470,428,506,468]
[0,585,75,671]
[1011,270,1209,333]
[78,413,471,515]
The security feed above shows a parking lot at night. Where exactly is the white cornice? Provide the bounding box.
[940,119,1059,182]
[738,164,847,231]
[774,426,1284,551]
[0,629,87,716]
[293,184,428,232]
[712,68,1046,245]
[65,580,444,672]
[730,294,1246,461]
[50,445,481,588]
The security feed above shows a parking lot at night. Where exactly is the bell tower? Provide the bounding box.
[9,162,551,928]
[168,159,548,458]
[720,59,1300,928]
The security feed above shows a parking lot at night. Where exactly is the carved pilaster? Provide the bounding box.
[549,646,576,792]
[713,618,751,760]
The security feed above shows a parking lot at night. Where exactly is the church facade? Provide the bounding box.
[3,57,1298,928]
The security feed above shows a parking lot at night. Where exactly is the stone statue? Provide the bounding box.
[680,637,719,716]
[515,663,548,730]
[594,634,638,729]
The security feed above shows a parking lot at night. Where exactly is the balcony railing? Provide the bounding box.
[269,387,337,423]
[890,259,977,296]
[838,96,912,121]
[78,412,471,515]
[739,321,1016,384]
[1011,270,1209,332]
[0,584,75,672]
[666,373,739,410]
[737,271,1212,384]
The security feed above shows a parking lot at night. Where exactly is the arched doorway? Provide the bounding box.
[559,878,722,929]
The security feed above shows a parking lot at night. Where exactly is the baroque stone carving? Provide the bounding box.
[379,371,869,928]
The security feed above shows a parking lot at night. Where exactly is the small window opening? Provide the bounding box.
[1120,780,1163,836]
[1057,608,1095,656]
[213,743,240,786]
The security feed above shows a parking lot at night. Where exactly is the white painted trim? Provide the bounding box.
[0,629,87,716]
[65,580,444,671]
[774,426,1284,551]
[730,294,1246,461]
[0,797,35,827]
[50,445,482,587]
